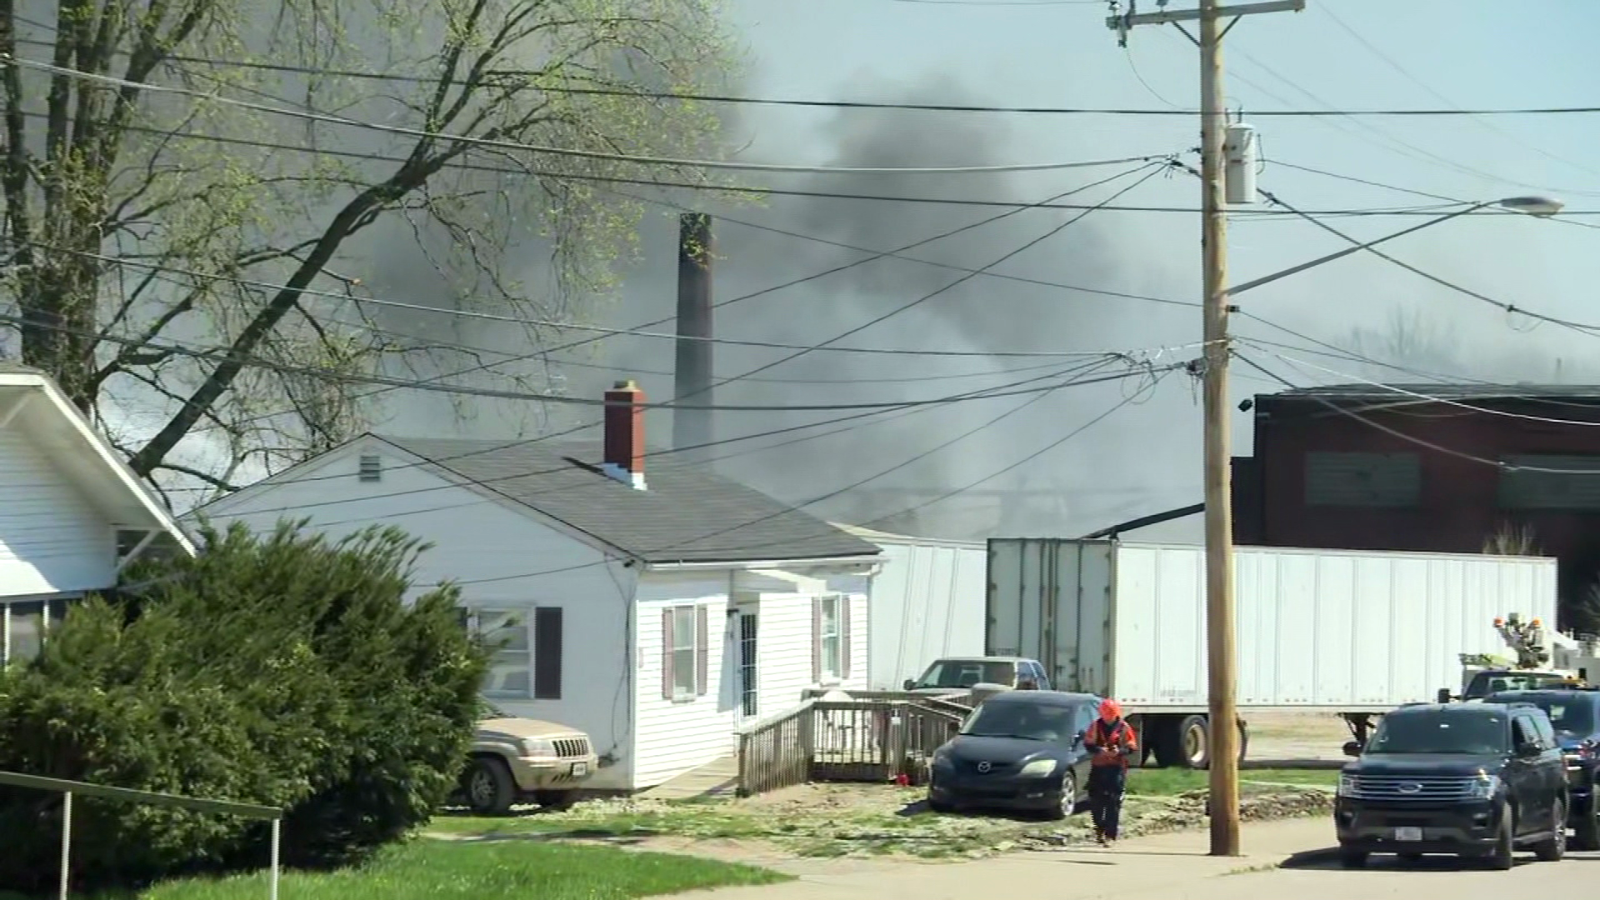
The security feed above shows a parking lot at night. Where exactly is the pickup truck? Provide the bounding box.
[902,656,1049,693]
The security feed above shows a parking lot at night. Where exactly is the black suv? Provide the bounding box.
[1335,702,1569,869]
[1484,689,1600,850]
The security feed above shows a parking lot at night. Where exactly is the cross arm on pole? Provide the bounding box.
[1105,0,1304,30]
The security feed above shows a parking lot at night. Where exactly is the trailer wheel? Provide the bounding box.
[1178,715,1210,769]
[1150,719,1183,768]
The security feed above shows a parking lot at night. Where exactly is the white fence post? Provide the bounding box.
[58,790,72,900]
[269,818,281,900]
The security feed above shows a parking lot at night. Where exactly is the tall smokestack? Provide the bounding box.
[673,212,713,459]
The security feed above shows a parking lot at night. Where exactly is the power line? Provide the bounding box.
[858,368,1173,529]
[1317,4,1600,185]
[10,33,1600,118]
[1256,189,1600,337]
[1233,352,1600,476]
[0,107,1563,216]
[1223,41,1600,200]
[0,54,1143,176]
[1240,345,1600,429]
[22,243,1132,360]
[178,160,1181,438]
[680,163,1172,394]
[216,358,1128,511]
[459,369,1176,585]
[197,359,1178,515]
[4,310,1173,412]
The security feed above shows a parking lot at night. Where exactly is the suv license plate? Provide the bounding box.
[1394,827,1423,842]
[571,762,588,778]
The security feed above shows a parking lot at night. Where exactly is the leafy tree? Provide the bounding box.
[0,520,487,893]
[0,1,738,500]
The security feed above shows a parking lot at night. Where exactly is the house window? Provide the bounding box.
[812,594,851,684]
[471,609,530,698]
[1305,451,1420,508]
[1499,455,1600,510]
[358,454,382,482]
[0,599,67,668]
[660,604,709,702]
[463,607,562,700]
[459,607,563,701]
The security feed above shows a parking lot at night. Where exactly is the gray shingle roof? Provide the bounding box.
[374,435,880,565]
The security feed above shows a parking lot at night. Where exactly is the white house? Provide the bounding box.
[194,380,882,791]
[0,363,195,665]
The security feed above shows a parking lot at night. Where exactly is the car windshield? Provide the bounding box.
[959,701,1075,742]
[913,659,1014,689]
[1364,710,1508,755]
[1466,672,1572,699]
[1485,695,1595,736]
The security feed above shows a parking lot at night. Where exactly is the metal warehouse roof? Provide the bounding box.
[1265,383,1600,403]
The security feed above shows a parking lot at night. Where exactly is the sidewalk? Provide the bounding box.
[691,818,1339,900]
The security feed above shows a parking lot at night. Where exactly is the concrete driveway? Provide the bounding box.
[690,818,1598,900]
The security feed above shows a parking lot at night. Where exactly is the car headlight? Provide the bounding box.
[518,738,556,757]
[1466,775,1500,800]
[931,746,953,767]
[1337,774,1357,797]
[1019,759,1057,778]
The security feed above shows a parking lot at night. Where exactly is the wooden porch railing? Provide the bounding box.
[735,696,971,796]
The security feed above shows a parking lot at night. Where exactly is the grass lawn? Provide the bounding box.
[1126,767,1337,796]
[0,840,788,900]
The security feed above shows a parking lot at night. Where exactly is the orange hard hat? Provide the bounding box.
[1099,698,1122,721]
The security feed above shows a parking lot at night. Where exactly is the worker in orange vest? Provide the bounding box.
[1083,698,1137,845]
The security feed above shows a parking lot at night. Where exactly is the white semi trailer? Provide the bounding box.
[986,538,1559,768]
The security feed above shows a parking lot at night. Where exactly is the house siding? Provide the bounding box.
[197,440,639,789]
[631,573,873,789]
[0,429,114,597]
[631,572,737,789]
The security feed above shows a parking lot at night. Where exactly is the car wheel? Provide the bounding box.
[1575,795,1600,851]
[1048,771,1079,820]
[1534,799,1567,862]
[927,791,954,814]
[534,790,579,811]
[464,756,516,817]
[1487,803,1515,870]
[1337,847,1367,869]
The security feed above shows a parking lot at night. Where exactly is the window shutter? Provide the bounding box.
[811,596,822,683]
[533,607,563,700]
[695,605,710,696]
[661,609,674,700]
[840,597,852,681]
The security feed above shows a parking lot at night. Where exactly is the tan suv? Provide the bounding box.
[459,717,599,815]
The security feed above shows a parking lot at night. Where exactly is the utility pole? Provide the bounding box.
[1105,0,1305,858]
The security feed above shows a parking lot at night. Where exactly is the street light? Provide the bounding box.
[1201,191,1561,855]
[1230,195,1564,297]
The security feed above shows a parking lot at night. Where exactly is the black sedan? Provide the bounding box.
[926,690,1100,819]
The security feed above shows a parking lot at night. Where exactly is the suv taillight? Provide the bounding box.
[1581,740,1599,761]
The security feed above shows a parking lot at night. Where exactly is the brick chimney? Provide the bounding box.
[602,380,646,490]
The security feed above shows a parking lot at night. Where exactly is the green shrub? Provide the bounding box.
[0,521,487,893]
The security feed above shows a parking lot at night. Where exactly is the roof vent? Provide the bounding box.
[358,454,381,482]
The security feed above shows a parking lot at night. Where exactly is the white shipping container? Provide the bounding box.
[842,525,987,690]
[987,538,1559,712]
